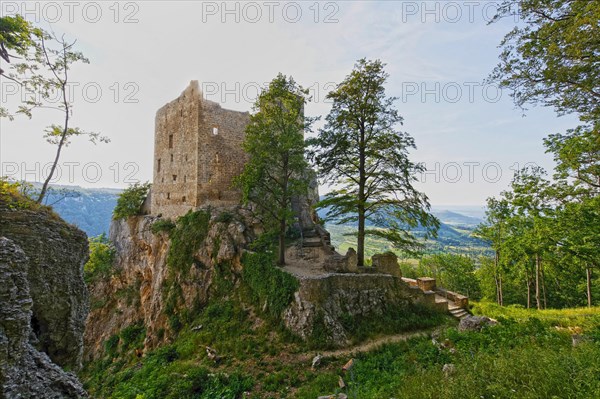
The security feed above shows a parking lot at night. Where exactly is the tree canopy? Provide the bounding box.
[309,58,438,266]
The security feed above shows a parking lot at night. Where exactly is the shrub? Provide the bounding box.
[241,252,299,321]
[112,182,151,220]
[120,324,146,350]
[104,334,120,356]
[84,234,116,284]
[151,218,176,235]
[167,210,211,275]
[214,210,235,224]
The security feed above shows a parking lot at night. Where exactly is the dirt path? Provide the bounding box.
[317,328,438,359]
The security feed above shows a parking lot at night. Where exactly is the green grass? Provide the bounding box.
[472,301,600,332]
[83,298,600,399]
[296,311,600,399]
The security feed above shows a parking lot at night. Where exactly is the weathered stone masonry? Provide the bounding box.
[151,81,250,219]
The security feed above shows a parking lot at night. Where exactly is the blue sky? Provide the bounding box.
[0,1,579,205]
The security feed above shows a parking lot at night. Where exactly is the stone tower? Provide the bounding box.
[151,81,251,219]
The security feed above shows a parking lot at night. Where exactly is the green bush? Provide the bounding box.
[84,234,116,284]
[113,182,151,220]
[241,252,299,321]
[120,324,146,351]
[151,218,176,235]
[167,210,211,275]
[214,210,235,224]
[104,334,120,356]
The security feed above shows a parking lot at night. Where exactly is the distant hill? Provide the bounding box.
[40,185,121,237]
[38,184,487,255]
[431,210,483,227]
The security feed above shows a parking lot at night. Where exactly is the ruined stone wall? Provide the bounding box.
[196,98,250,206]
[151,81,250,219]
[152,82,200,219]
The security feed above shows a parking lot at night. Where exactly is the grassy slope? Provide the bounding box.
[295,303,600,399]
[82,299,600,398]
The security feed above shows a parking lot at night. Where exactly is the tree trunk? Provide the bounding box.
[494,250,504,305]
[535,254,541,310]
[541,262,547,309]
[525,268,531,309]
[37,40,69,204]
[499,274,504,306]
[494,274,500,305]
[357,122,366,267]
[278,219,286,266]
[586,266,593,308]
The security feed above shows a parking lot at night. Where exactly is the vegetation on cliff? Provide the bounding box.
[113,182,151,220]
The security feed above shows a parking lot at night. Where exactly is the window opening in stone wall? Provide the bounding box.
[167,193,170,199]
[173,175,177,182]
[169,134,173,148]
[213,127,219,135]
[182,196,186,202]
[184,175,187,183]
[157,159,161,172]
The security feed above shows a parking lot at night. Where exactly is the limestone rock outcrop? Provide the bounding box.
[283,273,437,345]
[84,207,258,361]
[0,237,87,398]
[0,198,89,370]
[458,315,497,332]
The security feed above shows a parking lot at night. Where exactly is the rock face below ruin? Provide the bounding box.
[283,273,442,344]
[0,199,89,370]
[84,208,259,361]
[0,237,87,398]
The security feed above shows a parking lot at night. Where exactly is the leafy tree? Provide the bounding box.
[417,254,480,299]
[0,15,36,78]
[235,74,315,265]
[84,234,116,284]
[487,0,600,309]
[309,58,438,266]
[3,24,108,203]
[490,0,600,121]
[474,197,512,305]
[113,182,151,220]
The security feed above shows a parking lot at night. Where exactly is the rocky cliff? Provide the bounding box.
[0,198,89,371]
[283,272,443,344]
[84,207,259,361]
[0,190,89,398]
[0,237,88,398]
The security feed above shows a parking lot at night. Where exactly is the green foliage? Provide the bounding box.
[241,252,299,321]
[84,234,116,284]
[417,254,481,299]
[472,301,600,332]
[297,309,600,399]
[490,0,600,122]
[309,303,448,350]
[113,182,151,220]
[166,209,211,275]
[150,218,176,235]
[214,211,235,224]
[308,58,438,266]
[120,324,146,351]
[235,73,315,265]
[0,178,40,211]
[87,346,252,399]
[104,334,120,357]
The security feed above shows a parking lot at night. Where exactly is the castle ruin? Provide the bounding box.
[151,81,250,219]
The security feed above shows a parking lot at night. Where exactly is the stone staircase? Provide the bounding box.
[301,228,323,248]
[448,302,471,320]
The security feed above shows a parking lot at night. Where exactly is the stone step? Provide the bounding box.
[303,238,323,248]
[450,309,469,319]
[302,229,319,238]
